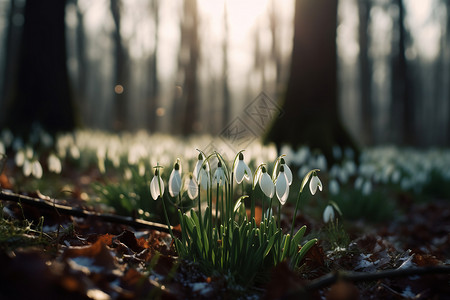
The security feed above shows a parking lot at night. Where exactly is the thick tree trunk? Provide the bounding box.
[2,0,75,137]
[358,0,373,145]
[264,0,358,164]
[181,0,199,135]
[111,0,128,131]
[391,0,413,145]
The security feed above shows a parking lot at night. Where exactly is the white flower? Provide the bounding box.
[362,180,372,196]
[48,153,62,174]
[309,174,323,195]
[168,161,182,197]
[0,141,5,155]
[32,160,43,179]
[259,167,274,198]
[323,205,335,223]
[213,161,226,186]
[275,166,289,205]
[234,153,252,184]
[15,150,25,167]
[185,174,198,200]
[150,168,164,200]
[198,165,210,190]
[193,152,208,181]
[280,158,293,185]
[329,179,340,195]
[23,160,32,177]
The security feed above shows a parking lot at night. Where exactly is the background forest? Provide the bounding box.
[0,0,449,148]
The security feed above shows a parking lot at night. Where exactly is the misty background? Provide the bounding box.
[0,0,449,147]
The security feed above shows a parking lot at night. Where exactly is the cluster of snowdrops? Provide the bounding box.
[146,149,331,284]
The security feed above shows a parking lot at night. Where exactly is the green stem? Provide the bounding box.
[216,182,220,228]
[161,196,174,240]
[287,190,305,257]
[197,184,206,258]
[251,189,255,224]
[269,196,274,219]
[277,201,282,264]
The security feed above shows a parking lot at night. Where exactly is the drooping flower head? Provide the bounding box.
[275,165,289,205]
[309,172,323,195]
[198,164,210,190]
[259,166,274,198]
[323,204,335,223]
[213,161,226,186]
[279,158,293,185]
[150,167,165,200]
[234,152,252,184]
[185,174,198,200]
[169,159,182,197]
[193,152,209,181]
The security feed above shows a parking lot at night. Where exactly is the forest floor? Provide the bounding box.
[0,168,449,299]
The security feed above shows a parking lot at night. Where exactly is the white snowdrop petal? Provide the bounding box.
[323,205,335,223]
[32,161,43,179]
[276,172,289,205]
[283,164,293,185]
[260,172,274,198]
[23,160,32,177]
[186,177,198,200]
[169,170,182,197]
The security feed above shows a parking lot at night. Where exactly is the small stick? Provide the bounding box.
[0,190,171,232]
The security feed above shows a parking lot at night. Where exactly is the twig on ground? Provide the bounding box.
[288,266,450,297]
[0,190,171,232]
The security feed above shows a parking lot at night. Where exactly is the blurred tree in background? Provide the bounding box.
[264,0,358,163]
[1,0,76,138]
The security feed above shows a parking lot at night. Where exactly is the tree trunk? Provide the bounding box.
[181,0,199,135]
[358,0,373,145]
[264,0,358,164]
[110,0,128,131]
[147,0,159,132]
[222,2,230,129]
[1,0,76,137]
[1,0,21,122]
[391,0,413,145]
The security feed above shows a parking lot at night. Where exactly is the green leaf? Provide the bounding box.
[264,229,281,258]
[290,225,307,256]
[293,238,318,267]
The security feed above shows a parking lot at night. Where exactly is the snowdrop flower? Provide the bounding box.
[169,160,182,197]
[362,180,372,196]
[275,166,289,205]
[150,168,164,200]
[70,145,80,159]
[323,205,335,223]
[193,152,209,181]
[185,174,198,200]
[124,168,132,180]
[279,158,293,185]
[259,166,274,198]
[48,153,62,174]
[32,160,43,179]
[329,179,340,195]
[354,176,364,190]
[23,160,32,177]
[234,152,252,184]
[0,141,4,155]
[15,150,25,167]
[138,162,146,177]
[198,164,210,190]
[309,173,323,195]
[213,161,226,186]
